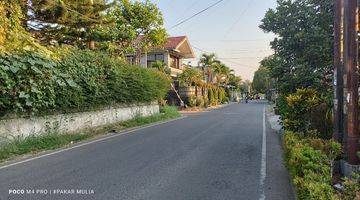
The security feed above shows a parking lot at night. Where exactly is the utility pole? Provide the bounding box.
[334,0,359,168]
[342,0,359,165]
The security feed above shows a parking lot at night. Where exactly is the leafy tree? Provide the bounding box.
[240,80,251,94]
[259,0,334,96]
[0,1,46,53]
[103,0,167,58]
[228,73,242,90]
[252,66,270,94]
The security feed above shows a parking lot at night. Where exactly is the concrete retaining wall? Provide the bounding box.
[0,103,159,140]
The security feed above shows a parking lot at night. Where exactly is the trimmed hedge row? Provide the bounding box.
[0,49,170,117]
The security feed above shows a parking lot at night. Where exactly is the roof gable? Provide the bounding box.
[164,36,195,58]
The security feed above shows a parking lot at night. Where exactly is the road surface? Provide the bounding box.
[0,102,294,200]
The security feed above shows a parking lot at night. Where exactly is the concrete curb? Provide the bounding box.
[265,105,297,200]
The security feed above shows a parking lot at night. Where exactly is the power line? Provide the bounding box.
[190,39,270,43]
[218,57,264,59]
[169,0,226,30]
[191,45,258,68]
[223,0,253,37]
[177,0,200,21]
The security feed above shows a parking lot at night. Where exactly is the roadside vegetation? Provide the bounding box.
[0,0,184,163]
[0,49,170,118]
[177,54,242,110]
[258,1,359,199]
[0,106,180,162]
[278,89,359,199]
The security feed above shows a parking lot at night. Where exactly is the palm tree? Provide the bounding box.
[178,67,204,87]
[212,62,233,85]
[199,53,218,84]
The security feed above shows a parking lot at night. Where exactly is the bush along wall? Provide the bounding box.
[0,49,170,118]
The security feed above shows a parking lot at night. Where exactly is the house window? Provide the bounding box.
[147,53,164,67]
[170,55,180,69]
[125,55,135,65]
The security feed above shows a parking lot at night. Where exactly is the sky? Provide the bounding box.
[150,0,277,81]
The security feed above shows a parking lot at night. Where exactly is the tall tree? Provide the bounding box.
[213,63,232,85]
[0,0,46,53]
[228,73,242,90]
[199,53,219,84]
[252,66,270,94]
[259,0,334,95]
[29,0,113,49]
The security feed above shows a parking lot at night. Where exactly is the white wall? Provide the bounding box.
[0,103,159,140]
[140,52,147,68]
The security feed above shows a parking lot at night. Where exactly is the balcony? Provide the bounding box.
[170,67,183,77]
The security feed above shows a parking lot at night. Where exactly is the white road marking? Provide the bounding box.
[0,116,187,171]
[259,106,267,200]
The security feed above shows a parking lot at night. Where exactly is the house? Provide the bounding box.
[126,36,196,106]
[126,36,195,77]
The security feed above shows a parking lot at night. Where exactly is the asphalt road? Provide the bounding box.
[0,102,294,200]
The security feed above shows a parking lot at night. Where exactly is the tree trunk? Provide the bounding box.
[88,40,95,50]
[87,0,95,50]
[135,48,142,65]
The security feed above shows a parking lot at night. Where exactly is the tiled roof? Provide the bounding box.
[164,36,187,50]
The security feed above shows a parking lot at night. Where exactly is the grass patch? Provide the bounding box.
[121,105,180,128]
[0,133,91,161]
[0,106,180,162]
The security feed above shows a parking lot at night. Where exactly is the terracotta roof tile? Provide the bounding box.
[164,36,187,50]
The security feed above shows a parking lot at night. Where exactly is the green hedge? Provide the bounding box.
[0,49,170,117]
[283,132,342,200]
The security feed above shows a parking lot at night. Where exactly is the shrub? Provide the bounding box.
[196,96,205,107]
[0,49,170,118]
[218,87,226,103]
[188,95,197,107]
[284,88,320,132]
[203,95,209,108]
[107,66,170,104]
[0,52,59,116]
[208,89,216,105]
[159,105,180,118]
[283,132,342,200]
[213,88,219,105]
[294,174,340,200]
[342,174,360,200]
